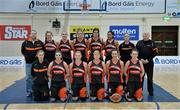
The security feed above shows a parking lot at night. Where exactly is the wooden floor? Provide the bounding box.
[0,64,179,110]
[0,102,180,110]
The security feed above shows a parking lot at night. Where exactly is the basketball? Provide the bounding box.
[109,93,121,103]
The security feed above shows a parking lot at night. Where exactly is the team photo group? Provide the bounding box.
[21,28,158,103]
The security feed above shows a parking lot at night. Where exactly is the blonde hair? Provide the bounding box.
[36,50,44,56]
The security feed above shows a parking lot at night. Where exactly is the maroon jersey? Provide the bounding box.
[44,41,57,62]
[127,60,142,82]
[90,61,104,84]
[50,61,66,82]
[71,61,86,84]
[58,40,72,59]
[105,40,116,56]
[74,39,87,61]
[108,60,123,83]
[89,38,103,54]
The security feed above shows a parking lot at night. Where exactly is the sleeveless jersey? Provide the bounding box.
[71,61,86,84]
[90,61,104,83]
[108,60,123,83]
[127,60,142,82]
[51,61,66,82]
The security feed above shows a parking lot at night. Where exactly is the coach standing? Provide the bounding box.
[136,32,158,96]
[21,30,44,97]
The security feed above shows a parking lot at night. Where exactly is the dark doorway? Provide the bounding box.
[152,26,178,56]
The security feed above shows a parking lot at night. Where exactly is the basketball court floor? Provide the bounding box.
[0,64,179,110]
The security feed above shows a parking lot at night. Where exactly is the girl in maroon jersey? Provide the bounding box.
[104,31,119,63]
[124,49,144,102]
[48,51,70,102]
[106,49,124,102]
[72,28,88,62]
[58,31,73,65]
[88,28,104,62]
[69,51,88,101]
[88,50,106,101]
[44,31,57,63]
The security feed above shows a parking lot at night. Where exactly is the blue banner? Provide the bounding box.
[109,25,139,40]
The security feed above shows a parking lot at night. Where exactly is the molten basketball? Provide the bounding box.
[109,93,121,103]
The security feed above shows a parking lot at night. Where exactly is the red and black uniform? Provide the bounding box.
[108,60,123,96]
[44,40,57,63]
[71,62,86,97]
[89,38,103,61]
[50,61,67,99]
[74,39,87,62]
[21,39,44,63]
[58,40,72,64]
[31,60,49,101]
[105,40,117,63]
[90,61,104,97]
[126,60,143,99]
[119,41,135,89]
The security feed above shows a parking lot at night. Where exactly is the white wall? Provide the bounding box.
[0,13,180,56]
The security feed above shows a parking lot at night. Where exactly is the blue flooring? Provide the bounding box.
[0,78,179,104]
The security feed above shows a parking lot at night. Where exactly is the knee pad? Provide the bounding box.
[134,88,143,100]
[58,87,67,99]
[79,87,87,98]
[116,85,123,96]
[97,88,104,99]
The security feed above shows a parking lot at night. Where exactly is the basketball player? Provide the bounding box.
[105,31,119,63]
[124,49,144,102]
[106,49,124,102]
[72,28,88,62]
[44,31,57,63]
[88,50,106,101]
[48,51,69,102]
[69,51,88,101]
[58,31,73,65]
[88,28,104,61]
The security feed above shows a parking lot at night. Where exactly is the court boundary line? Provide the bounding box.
[3,103,9,110]
[155,102,160,110]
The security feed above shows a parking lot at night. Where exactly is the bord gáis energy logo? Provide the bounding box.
[27,0,36,12]
[29,0,35,9]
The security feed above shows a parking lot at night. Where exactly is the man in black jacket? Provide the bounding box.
[21,30,44,97]
[136,32,158,96]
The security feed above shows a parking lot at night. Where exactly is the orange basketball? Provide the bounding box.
[110,93,121,103]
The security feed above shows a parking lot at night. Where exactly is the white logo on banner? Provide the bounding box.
[154,56,180,65]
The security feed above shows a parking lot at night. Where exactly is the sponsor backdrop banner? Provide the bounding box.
[0,57,25,67]
[0,0,165,13]
[166,0,180,17]
[70,25,99,40]
[0,25,31,40]
[154,56,180,65]
[109,25,139,40]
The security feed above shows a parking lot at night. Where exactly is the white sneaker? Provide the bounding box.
[125,93,132,102]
